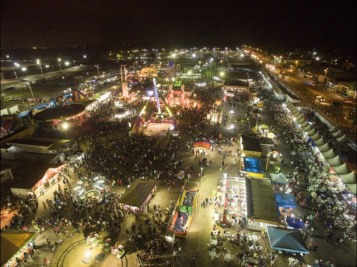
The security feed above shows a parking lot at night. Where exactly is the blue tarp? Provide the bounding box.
[267,226,309,254]
[275,193,297,208]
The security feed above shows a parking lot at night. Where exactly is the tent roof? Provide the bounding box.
[321,148,336,159]
[307,129,316,136]
[270,173,288,184]
[336,134,347,143]
[317,143,330,152]
[327,155,343,166]
[328,127,338,133]
[275,193,297,208]
[300,121,309,128]
[303,125,313,132]
[346,184,357,195]
[1,230,35,265]
[331,130,342,137]
[267,226,309,254]
[313,137,325,146]
[310,133,321,141]
[245,178,279,223]
[333,163,350,175]
[118,179,156,208]
[339,172,357,184]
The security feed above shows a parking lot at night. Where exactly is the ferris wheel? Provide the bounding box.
[164,61,176,80]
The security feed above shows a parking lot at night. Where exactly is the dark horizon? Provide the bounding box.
[1,0,356,58]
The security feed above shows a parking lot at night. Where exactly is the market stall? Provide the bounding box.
[266,226,309,254]
[1,230,36,267]
[118,179,156,211]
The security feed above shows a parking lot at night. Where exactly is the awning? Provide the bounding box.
[333,163,349,175]
[321,148,336,159]
[339,172,357,184]
[193,141,211,149]
[270,173,288,184]
[274,193,297,208]
[326,155,342,166]
[267,226,309,254]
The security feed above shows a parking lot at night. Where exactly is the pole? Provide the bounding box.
[27,82,35,98]
[96,64,100,77]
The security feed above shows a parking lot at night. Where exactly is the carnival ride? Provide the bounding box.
[167,181,199,238]
[131,78,175,136]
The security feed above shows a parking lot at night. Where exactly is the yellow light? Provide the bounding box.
[62,122,69,130]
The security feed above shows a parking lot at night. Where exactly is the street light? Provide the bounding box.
[14,62,20,80]
[36,59,44,75]
[25,82,35,98]
[62,122,70,138]
[58,58,62,70]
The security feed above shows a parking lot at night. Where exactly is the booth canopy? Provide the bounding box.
[193,141,211,149]
[321,148,336,160]
[339,172,357,184]
[1,230,35,265]
[333,163,350,175]
[346,184,357,195]
[245,178,280,223]
[267,226,309,254]
[336,135,347,143]
[270,173,288,184]
[327,155,342,166]
[317,143,330,153]
[274,193,297,208]
[119,180,156,208]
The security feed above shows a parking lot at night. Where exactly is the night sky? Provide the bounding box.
[1,0,356,55]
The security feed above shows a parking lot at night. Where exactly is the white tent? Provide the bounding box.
[317,143,330,152]
[328,126,338,133]
[331,130,343,138]
[307,129,316,136]
[314,137,325,146]
[336,135,347,143]
[310,133,321,141]
[346,184,357,195]
[327,155,342,166]
[300,121,309,128]
[339,172,357,184]
[303,125,313,132]
[333,163,349,175]
[321,148,336,159]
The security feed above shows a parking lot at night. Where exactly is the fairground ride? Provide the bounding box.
[131,78,176,135]
[167,181,199,238]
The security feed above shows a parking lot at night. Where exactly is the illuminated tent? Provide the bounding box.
[306,129,316,136]
[333,163,349,175]
[310,133,321,141]
[331,130,343,138]
[346,184,357,195]
[327,155,343,166]
[267,226,309,254]
[313,137,325,146]
[317,143,330,153]
[300,121,309,128]
[1,230,35,265]
[339,172,357,184]
[328,126,338,133]
[193,141,211,149]
[336,134,347,143]
[321,148,336,159]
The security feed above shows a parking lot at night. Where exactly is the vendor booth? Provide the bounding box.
[243,157,264,178]
[118,179,156,211]
[245,178,282,230]
[240,134,262,157]
[266,226,309,254]
[1,230,36,266]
